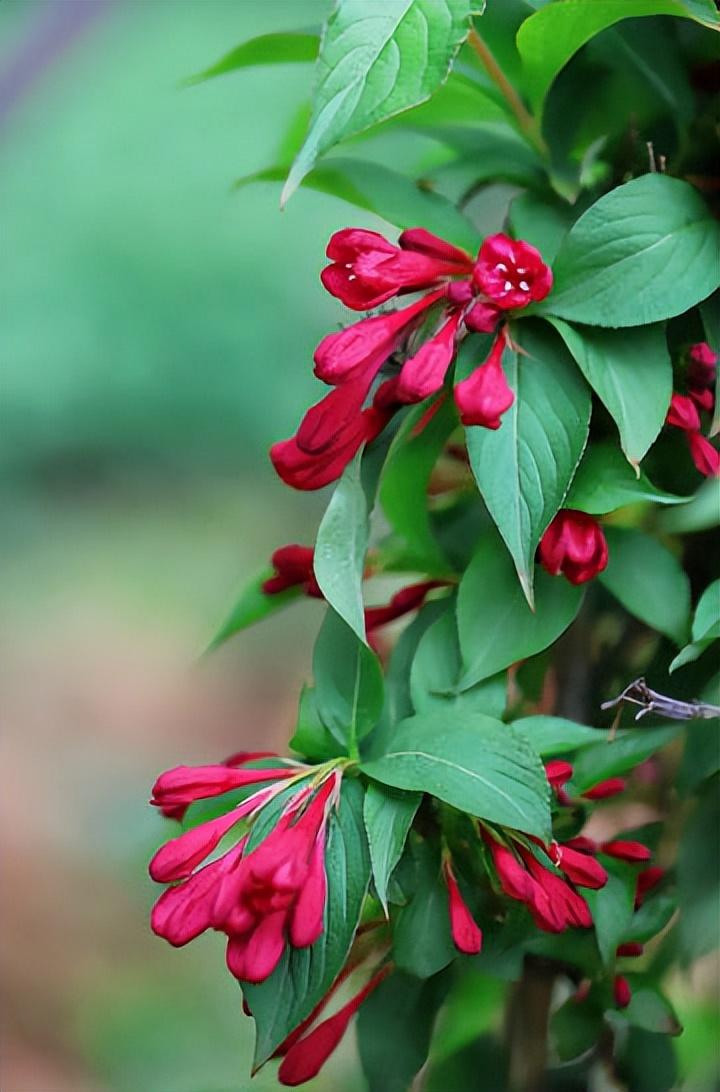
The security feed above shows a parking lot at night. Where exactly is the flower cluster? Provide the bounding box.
[271,228,553,491]
[665,342,719,477]
[149,762,341,985]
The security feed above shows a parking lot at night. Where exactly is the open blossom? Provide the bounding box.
[473,234,553,310]
[150,768,342,984]
[538,510,608,585]
[454,330,514,429]
[443,859,483,954]
[484,831,604,933]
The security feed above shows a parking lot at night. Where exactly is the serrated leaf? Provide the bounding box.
[206,570,302,652]
[466,321,591,603]
[314,453,368,641]
[283,0,477,203]
[536,175,720,328]
[313,608,385,752]
[363,782,421,914]
[566,442,689,513]
[457,531,584,688]
[517,0,719,117]
[599,527,691,645]
[549,321,672,467]
[236,157,479,251]
[380,395,456,573]
[244,778,370,1067]
[185,31,318,85]
[362,711,552,839]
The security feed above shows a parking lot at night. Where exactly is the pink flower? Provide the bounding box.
[262,545,323,599]
[395,311,462,403]
[544,759,573,790]
[613,974,632,1009]
[150,771,342,985]
[473,234,552,310]
[538,510,608,585]
[454,331,514,429]
[321,227,472,310]
[443,859,482,955]
[666,393,701,432]
[687,431,720,477]
[582,777,626,800]
[600,840,652,863]
[278,966,391,1086]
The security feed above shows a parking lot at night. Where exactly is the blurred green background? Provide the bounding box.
[1,3,717,1090]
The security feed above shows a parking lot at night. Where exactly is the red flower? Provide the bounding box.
[549,842,608,889]
[364,581,447,633]
[687,431,720,477]
[666,393,701,432]
[454,331,514,429]
[473,233,553,310]
[395,311,462,402]
[321,227,472,311]
[262,545,322,598]
[582,777,626,800]
[635,866,665,908]
[601,839,652,863]
[688,341,718,387]
[616,942,644,957]
[690,387,715,413]
[278,965,391,1086]
[544,759,573,790]
[151,762,293,813]
[443,859,483,955]
[464,300,502,333]
[150,770,342,984]
[563,835,598,854]
[613,974,632,1009]
[538,510,608,585]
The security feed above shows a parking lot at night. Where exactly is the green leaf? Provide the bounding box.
[599,527,691,645]
[244,778,370,1067]
[380,395,455,573]
[236,157,479,251]
[410,602,507,719]
[584,857,636,966]
[570,726,681,793]
[206,570,301,652]
[392,840,457,978]
[185,32,318,85]
[283,0,477,203]
[537,175,720,328]
[363,781,421,913]
[457,531,584,688]
[678,780,720,962]
[552,997,604,1061]
[670,578,720,671]
[623,895,676,943]
[313,609,384,752]
[466,321,591,603]
[566,442,689,514]
[362,711,552,838]
[357,969,452,1092]
[659,477,720,534]
[314,453,368,641]
[517,0,719,116]
[289,685,339,762]
[619,983,683,1036]
[512,715,609,756]
[549,322,672,466]
[508,191,575,264]
[426,122,547,189]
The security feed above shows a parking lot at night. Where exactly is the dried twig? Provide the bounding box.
[601,677,720,722]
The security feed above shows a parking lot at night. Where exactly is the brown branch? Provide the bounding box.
[467,28,548,157]
[601,677,720,722]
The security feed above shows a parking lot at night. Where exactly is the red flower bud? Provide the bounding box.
[687,431,720,477]
[364,580,446,633]
[613,974,632,1009]
[563,836,598,854]
[396,311,462,402]
[689,340,718,374]
[544,759,573,789]
[582,777,626,800]
[151,764,292,810]
[666,392,701,432]
[635,866,665,908]
[550,843,608,889]
[443,859,483,955]
[616,942,644,958]
[454,332,514,429]
[399,227,474,265]
[601,840,652,863]
[262,545,323,599]
[464,300,501,333]
[689,386,715,414]
[538,510,608,585]
[278,966,391,1086]
[473,234,552,310]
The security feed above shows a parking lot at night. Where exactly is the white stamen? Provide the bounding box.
[516,267,527,275]
[348,274,357,281]
[504,281,513,292]
[496,263,508,273]
[519,280,529,292]
[345,263,353,269]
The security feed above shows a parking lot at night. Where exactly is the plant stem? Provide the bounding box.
[467,28,548,158]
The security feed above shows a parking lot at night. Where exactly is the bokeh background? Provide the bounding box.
[1,3,717,1091]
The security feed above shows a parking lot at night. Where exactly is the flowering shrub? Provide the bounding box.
[151,3,720,1088]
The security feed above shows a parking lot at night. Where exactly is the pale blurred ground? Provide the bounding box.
[1,4,718,1091]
